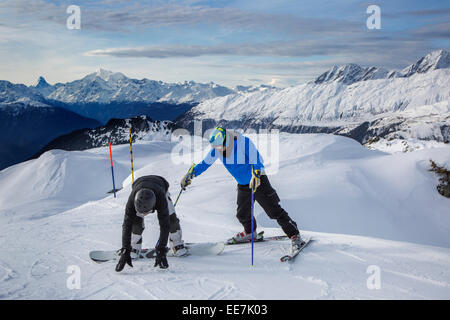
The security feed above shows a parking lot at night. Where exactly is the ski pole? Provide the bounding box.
[173,188,183,208]
[108,142,117,198]
[251,186,255,266]
[129,128,135,184]
[174,163,195,207]
[251,165,255,266]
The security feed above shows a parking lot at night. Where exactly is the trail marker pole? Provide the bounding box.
[129,128,135,184]
[108,142,117,198]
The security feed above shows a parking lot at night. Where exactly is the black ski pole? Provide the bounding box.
[174,188,183,207]
[174,163,195,207]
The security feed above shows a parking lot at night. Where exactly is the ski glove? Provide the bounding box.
[180,164,195,190]
[154,247,169,269]
[249,168,261,192]
[115,247,133,272]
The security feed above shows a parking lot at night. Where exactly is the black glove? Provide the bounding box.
[115,247,133,272]
[154,247,169,269]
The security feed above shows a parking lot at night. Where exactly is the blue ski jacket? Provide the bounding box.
[193,131,264,185]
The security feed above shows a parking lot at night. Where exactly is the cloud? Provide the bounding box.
[413,21,450,39]
[379,6,450,22]
[3,0,448,61]
[0,0,63,19]
[403,8,450,16]
[83,3,358,36]
[84,36,433,68]
[1,0,449,87]
[1,0,358,36]
[83,41,356,59]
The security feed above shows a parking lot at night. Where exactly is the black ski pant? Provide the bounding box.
[236,175,299,238]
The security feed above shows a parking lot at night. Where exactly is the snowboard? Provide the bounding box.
[90,242,225,263]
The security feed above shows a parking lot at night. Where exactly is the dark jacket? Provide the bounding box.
[122,175,171,250]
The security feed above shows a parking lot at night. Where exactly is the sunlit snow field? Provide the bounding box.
[0,133,449,299]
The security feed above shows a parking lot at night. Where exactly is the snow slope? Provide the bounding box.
[185,68,449,126]
[0,133,449,299]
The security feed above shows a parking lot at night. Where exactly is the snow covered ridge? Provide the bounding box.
[32,115,173,159]
[314,49,450,85]
[32,68,235,105]
[177,50,450,143]
[399,49,450,78]
[0,80,47,106]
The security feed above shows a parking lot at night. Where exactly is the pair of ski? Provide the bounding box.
[89,231,312,263]
[226,231,313,262]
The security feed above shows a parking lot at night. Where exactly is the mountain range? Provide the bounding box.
[1,49,449,170]
[34,69,235,123]
[176,50,450,144]
[0,72,235,170]
[39,69,234,105]
[314,49,450,85]
[1,69,236,123]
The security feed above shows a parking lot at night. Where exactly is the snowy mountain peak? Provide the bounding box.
[314,63,389,85]
[35,76,51,89]
[315,64,363,84]
[83,68,127,82]
[314,49,450,85]
[400,49,450,77]
[32,76,54,97]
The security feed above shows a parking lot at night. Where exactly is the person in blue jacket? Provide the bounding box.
[180,126,304,253]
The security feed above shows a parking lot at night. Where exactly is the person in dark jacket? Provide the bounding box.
[116,175,187,272]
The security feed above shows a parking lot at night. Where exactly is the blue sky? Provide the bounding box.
[0,0,449,87]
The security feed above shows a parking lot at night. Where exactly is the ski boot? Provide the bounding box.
[290,234,306,254]
[170,230,188,257]
[227,230,263,244]
[130,233,142,259]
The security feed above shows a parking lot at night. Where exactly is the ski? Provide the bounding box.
[280,238,313,262]
[225,231,289,245]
